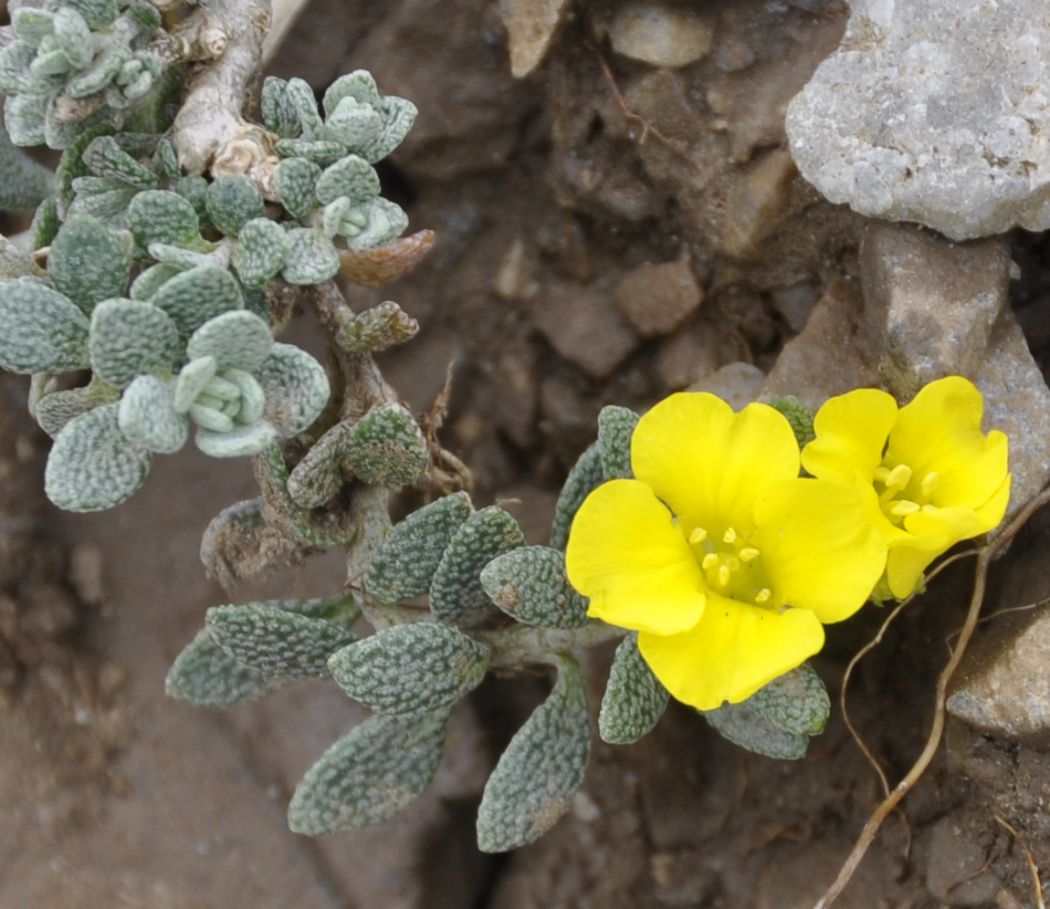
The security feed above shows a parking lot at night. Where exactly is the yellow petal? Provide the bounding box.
[631,392,799,534]
[886,505,989,598]
[887,377,1009,512]
[802,388,898,486]
[638,592,824,711]
[754,478,887,623]
[565,478,705,635]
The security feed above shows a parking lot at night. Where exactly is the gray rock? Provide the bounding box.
[614,258,703,338]
[786,0,1050,240]
[609,3,715,69]
[689,361,765,410]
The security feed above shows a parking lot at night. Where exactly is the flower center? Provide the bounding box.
[874,461,939,527]
[687,524,773,607]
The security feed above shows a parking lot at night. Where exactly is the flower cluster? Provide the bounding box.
[565,377,1010,712]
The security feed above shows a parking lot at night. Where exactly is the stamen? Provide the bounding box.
[886,463,912,490]
[874,466,891,483]
[921,472,938,499]
[702,553,719,570]
[755,588,771,604]
[739,547,760,562]
[718,565,731,587]
[689,527,708,544]
[723,527,737,544]
[890,499,920,517]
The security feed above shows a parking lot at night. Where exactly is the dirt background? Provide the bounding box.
[3,0,1050,906]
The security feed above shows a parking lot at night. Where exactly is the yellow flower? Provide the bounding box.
[565,393,887,711]
[801,376,1010,600]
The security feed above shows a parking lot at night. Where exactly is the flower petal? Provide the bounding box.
[632,392,799,534]
[566,478,705,635]
[638,592,824,711]
[754,478,887,623]
[884,505,989,598]
[801,387,898,486]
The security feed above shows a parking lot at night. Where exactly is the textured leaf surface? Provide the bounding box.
[195,421,279,458]
[205,175,264,236]
[165,628,280,707]
[151,265,243,337]
[771,396,816,449]
[88,297,180,388]
[118,374,188,453]
[256,342,330,436]
[274,156,321,220]
[232,217,289,286]
[749,663,830,736]
[430,506,525,627]
[0,279,89,373]
[287,421,350,508]
[48,214,132,314]
[344,403,428,487]
[288,711,448,834]
[597,405,639,480]
[480,546,588,629]
[82,135,158,189]
[704,701,809,761]
[329,623,488,716]
[314,154,379,205]
[366,492,473,604]
[206,603,356,679]
[281,228,340,285]
[274,138,346,167]
[261,76,300,138]
[34,378,118,437]
[0,124,53,208]
[187,310,273,372]
[127,189,200,250]
[599,634,668,745]
[45,403,150,511]
[477,656,590,852]
[549,443,604,551]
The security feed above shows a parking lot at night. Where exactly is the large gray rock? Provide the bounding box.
[786,0,1050,240]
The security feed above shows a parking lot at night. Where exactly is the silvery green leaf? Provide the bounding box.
[205,175,264,236]
[195,420,279,458]
[0,279,89,373]
[344,402,428,487]
[367,492,474,604]
[44,402,150,511]
[82,135,158,189]
[173,355,217,412]
[359,96,417,163]
[430,506,525,627]
[118,374,188,453]
[329,623,488,716]
[477,655,590,852]
[49,215,133,314]
[63,0,120,30]
[286,421,351,509]
[129,262,180,301]
[67,182,136,222]
[274,157,321,220]
[231,218,289,286]
[314,154,379,206]
[322,195,350,239]
[4,94,48,147]
[174,174,209,218]
[771,396,816,449]
[322,70,381,115]
[256,342,330,436]
[66,42,129,98]
[274,138,347,167]
[150,265,243,338]
[281,228,340,286]
[480,546,588,629]
[749,664,830,737]
[323,98,383,149]
[549,443,604,551]
[30,197,61,249]
[206,603,356,679]
[155,136,180,181]
[343,197,408,251]
[703,700,809,761]
[88,297,180,387]
[225,368,266,423]
[147,242,215,270]
[127,189,200,251]
[187,310,273,372]
[45,96,114,152]
[599,634,668,745]
[166,628,280,707]
[0,41,41,95]
[0,125,54,209]
[34,377,119,437]
[261,76,300,138]
[12,9,56,48]
[288,711,449,835]
[284,76,325,140]
[52,7,94,69]
[126,1,161,30]
[597,405,638,480]
[29,47,73,78]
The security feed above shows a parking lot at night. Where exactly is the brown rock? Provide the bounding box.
[689,361,765,409]
[533,286,641,379]
[614,259,703,337]
[609,2,715,69]
[499,0,572,78]
[722,148,798,259]
[656,320,724,390]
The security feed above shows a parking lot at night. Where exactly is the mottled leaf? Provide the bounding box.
[549,443,604,551]
[88,297,179,387]
[205,174,264,237]
[127,189,200,250]
[187,310,273,372]
[344,402,428,487]
[150,265,243,338]
[597,405,638,480]
[480,546,588,628]
[48,214,132,314]
[117,374,188,453]
[256,342,330,436]
[166,628,280,707]
[749,664,830,737]
[314,154,379,206]
[232,217,289,286]
[599,634,668,745]
[703,700,809,761]
[0,279,89,373]
[281,228,340,285]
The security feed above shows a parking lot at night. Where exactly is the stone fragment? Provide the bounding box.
[721,148,797,259]
[923,811,1002,908]
[532,285,640,379]
[609,3,714,69]
[499,0,571,79]
[613,259,702,337]
[768,280,818,333]
[656,320,723,390]
[786,0,1050,240]
[689,362,764,409]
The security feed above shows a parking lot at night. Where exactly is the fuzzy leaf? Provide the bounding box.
[480,546,588,629]
[48,214,132,314]
[314,154,379,206]
[11,9,56,48]
[0,279,89,373]
[366,492,474,604]
[703,700,809,761]
[477,655,590,852]
[4,94,47,147]
[329,623,488,716]
[281,228,340,285]
[549,443,604,551]
[173,355,217,412]
[430,506,525,627]
[45,402,150,511]
[261,76,300,138]
[289,710,449,834]
[30,197,61,249]
[232,218,289,286]
[0,125,54,208]
[82,135,158,189]
[285,77,325,140]
[344,403,428,487]
[174,174,209,218]
[166,628,280,707]
[187,310,273,372]
[599,634,668,745]
[255,342,330,436]
[150,265,243,338]
[88,297,180,387]
[206,602,356,679]
[597,405,638,480]
[117,374,188,453]
[147,242,215,270]
[66,42,128,99]
[127,189,200,250]
[749,664,830,736]
[129,262,180,301]
[205,175,264,236]
[287,421,351,508]
[274,138,346,168]
[771,396,816,449]
[322,71,381,114]
[195,421,279,458]
[273,156,321,220]
[34,378,118,437]
[343,197,408,251]
[323,98,383,150]
[64,0,119,30]
[360,96,418,162]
